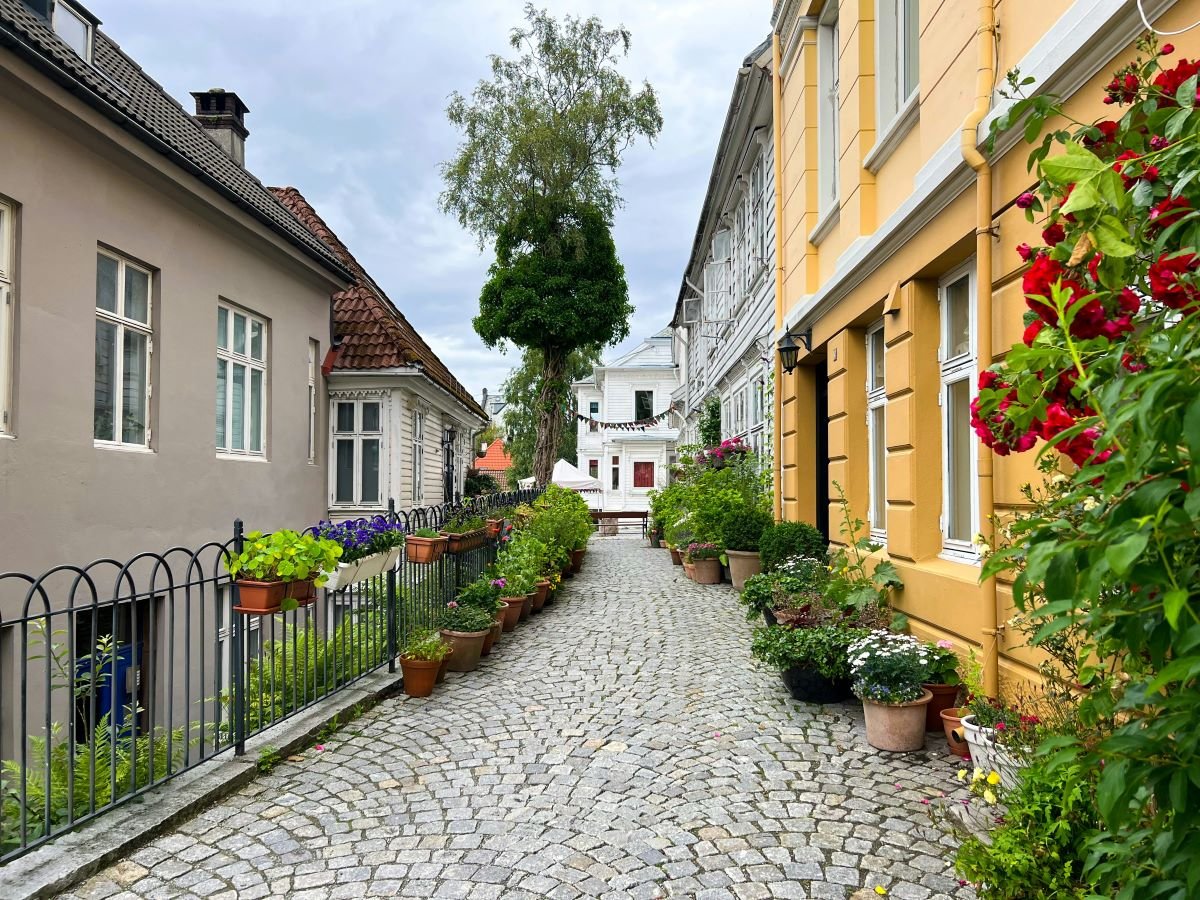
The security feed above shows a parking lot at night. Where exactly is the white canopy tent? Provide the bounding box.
[549,458,602,492]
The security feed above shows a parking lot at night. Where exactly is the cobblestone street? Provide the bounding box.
[62,539,970,900]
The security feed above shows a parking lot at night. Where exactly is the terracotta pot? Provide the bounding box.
[481,624,497,656]
[234,579,285,614]
[570,548,585,573]
[862,690,933,752]
[436,648,453,684]
[400,656,440,697]
[499,598,523,632]
[520,592,534,621]
[286,578,316,604]
[487,519,502,537]
[725,549,762,591]
[649,533,662,548]
[923,683,962,731]
[691,558,722,585]
[485,619,503,652]
[669,547,682,566]
[406,535,447,564]
[440,628,487,672]
[781,666,853,704]
[562,563,574,579]
[683,561,695,580]
[941,707,972,759]
[532,580,550,612]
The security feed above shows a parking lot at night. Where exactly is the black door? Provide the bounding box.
[814,361,830,541]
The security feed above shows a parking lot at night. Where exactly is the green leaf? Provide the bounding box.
[1176,73,1198,110]
[1164,589,1189,630]
[1184,394,1200,463]
[1166,106,1193,140]
[1059,177,1101,215]
[1097,759,1131,821]
[1040,142,1107,183]
[1131,178,1155,208]
[1091,215,1137,257]
[1105,533,1148,576]
[1045,550,1077,602]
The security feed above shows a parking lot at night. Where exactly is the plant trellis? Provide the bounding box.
[572,401,679,431]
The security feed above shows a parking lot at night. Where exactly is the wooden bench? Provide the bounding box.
[590,510,648,536]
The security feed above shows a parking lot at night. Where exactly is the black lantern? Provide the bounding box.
[778,332,800,375]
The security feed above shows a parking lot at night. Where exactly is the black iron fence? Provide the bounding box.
[0,489,539,863]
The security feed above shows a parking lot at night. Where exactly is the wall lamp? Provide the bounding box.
[777,327,812,375]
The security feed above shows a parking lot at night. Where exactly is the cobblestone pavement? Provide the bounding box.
[62,539,972,900]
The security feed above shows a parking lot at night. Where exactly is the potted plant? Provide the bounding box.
[442,514,488,553]
[848,630,934,752]
[317,518,406,589]
[721,507,773,591]
[399,628,449,697]
[406,527,448,564]
[438,602,493,672]
[752,623,870,703]
[227,529,341,614]
[456,577,506,656]
[921,640,963,731]
[684,542,722,584]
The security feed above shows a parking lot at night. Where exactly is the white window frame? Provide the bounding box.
[412,409,425,504]
[330,395,386,509]
[611,454,620,492]
[634,389,654,423]
[0,198,14,435]
[752,152,768,270]
[866,322,888,541]
[94,249,153,451]
[215,302,268,458]
[939,262,979,561]
[307,340,318,464]
[867,0,921,173]
[589,399,600,432]
[816,6,841,224]
[52,0,93,62]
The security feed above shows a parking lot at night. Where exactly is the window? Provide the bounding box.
[633,461,654,489]
[589,400,600,432]
[611,454,620,491]
[0,199,13,434]
[52,0,92,61]
[753,378,765,426]
[940,265,977,556]
[412,410,424,504]
[866,323,887,538]
[307,340,318,464]
[588,459,599,479]
[215,304,267,456]
[332,398,383,506]
[752,153,768,268]
[634,390,654,422]
[95,250,152,448]
[817,6,840,217]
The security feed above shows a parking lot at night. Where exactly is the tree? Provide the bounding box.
[476,199,626,483]
[478,421,504,448]
[501,345,602,480]
[439,4,663,244]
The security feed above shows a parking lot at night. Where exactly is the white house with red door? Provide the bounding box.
[573,328,681,513]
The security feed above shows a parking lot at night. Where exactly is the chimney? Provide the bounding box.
[191,89,249,165]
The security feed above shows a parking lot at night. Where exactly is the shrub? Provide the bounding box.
[438,602,494,633]
[464,469,499,497]
[750,624,872,681]
[402,628,450,661]
[759,521,827,573]
[457,577,504,614]
[721,507,774,552]
[739,573,778,621]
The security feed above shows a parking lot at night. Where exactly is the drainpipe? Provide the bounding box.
[772,31,786,522]
[960,0,1000,696]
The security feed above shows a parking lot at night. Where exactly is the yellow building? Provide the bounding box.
[769,0,1196,694]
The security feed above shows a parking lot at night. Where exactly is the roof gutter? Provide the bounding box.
[0,21,353,284]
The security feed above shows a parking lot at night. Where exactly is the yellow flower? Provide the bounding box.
[957,769,967,782]
[983,788,997,804]
[874,888,888,896]
[972,767,985,782]
[986,771,1001,786]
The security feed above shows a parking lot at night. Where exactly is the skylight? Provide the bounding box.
[52,0,92,62]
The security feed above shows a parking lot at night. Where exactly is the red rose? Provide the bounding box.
[1150,135,1170,151]
[1118,288,1140,315]
[1066,294,1106,340]
[1087,253,1103,284]
[1042,222,1067,246]
[1023,319,1046,346]
[1148,251,1200,310]
[1023,253,1066,324]
[1162,43,1175,55]
[1083,120,1119,147]
[1112,150,1141,189]
[1015,192,1037,209]
[1148,195,1191,231]
[1153,58,1200,101]
[1016,242,1033,262]
[978,370,1002,390]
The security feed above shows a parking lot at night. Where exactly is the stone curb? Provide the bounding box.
[0,668,404,900]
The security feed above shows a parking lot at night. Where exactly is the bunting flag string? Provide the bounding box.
[572,401,679,432]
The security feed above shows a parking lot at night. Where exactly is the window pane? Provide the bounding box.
[121,329,147,444]
[869,330,885,391]
[217,307,228,349]
[335,439,355,504]
[215,358,227,449]
[635,391,653,421]
[588,459,598,478]
[124,267,149,324]
[361,438,380,504]
[362,402,380,432]
[94,319,117,441]
[231,364,245,450]
[870,405,886,530]
[336,402,355,432]
[250,319,263,361]
[250,368,263,453]
[947,378,973,542]
[945,276,971,359]
[96,254,118,313]
[308,384,316,462]
[53,4,89,56]
[903,0,920,98]
[611,463,619,490]
[233,314,246,355]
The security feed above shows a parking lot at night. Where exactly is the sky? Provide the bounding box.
[91,0,771,403]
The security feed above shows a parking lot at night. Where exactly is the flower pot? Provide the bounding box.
[400,656,440,698]
[440,628,487,673]
[725,549,762,591]
[960,715,1023,788]
[862,690,934,752]
[691,558,722,585]
[532,580,549,612]
[406,535,447,565]
[781,666,853,704]
[499,598,523,632]
[940,707,972,759]
[436,648,452,684]
[482,620,502,655]
[669,547,682,566]
[323,559,362,591]
[762,608,779,627]
[562,562,574,579]
[682,561,694,580]
[649,533,662,548]
[570,548,585,574]
[487,519,502,538]
[923,683,962,732]
[520,592,534,621]
[233,579,285,614]
[384,546,403,573]
[356,551,388,582]
[286,578,316,604]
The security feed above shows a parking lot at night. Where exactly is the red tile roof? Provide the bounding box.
[269,187,486,420]
[476,439,514,475]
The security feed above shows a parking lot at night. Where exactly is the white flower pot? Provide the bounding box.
[384,546,402,572]
[323,559,362,591]
[961,714,1023,788]
[355,551,388,582]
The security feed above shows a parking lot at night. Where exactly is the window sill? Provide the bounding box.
[94,440,153,454]
[938,546,981,567]
[808,203,840,247]
[863,92,919,174]
[216,452,269,463]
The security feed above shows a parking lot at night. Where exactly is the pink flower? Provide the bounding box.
[995,721,1007,731]
[1015,192,1036,209]
[315,744,325,752]
[936,640,954,649]
[447,601,459,609]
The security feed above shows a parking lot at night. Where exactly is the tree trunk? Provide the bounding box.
[533,348,568,485]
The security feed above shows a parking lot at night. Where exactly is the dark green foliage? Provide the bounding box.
[464,469,499,497]
[750,625,872,681]
[738,572,777,621]
[721,507,774,552]
[698,396,721,447]
[759,521,828,573]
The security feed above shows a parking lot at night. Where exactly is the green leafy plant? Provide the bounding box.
[924,641,962,687]
[759,521,827,573]
[412,528,441,539]
[226,530,341,588]
[750,625,873,681]
[402,628,450,661]
[698,395,722,447]
[824,483,903,617]
[739,572,778,621]
[256,746,281,773]
[438,602,494,633]
[456,577,504,614]
[720,507,774,552]
[683,541,721,561]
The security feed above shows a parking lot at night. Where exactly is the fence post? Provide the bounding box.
[387,498,398,674]
[231,519,246,757]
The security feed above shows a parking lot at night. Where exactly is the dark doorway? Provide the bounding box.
[814,361,830,541]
